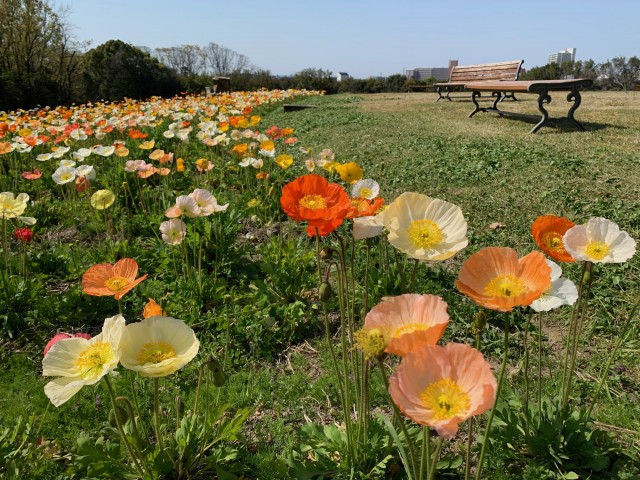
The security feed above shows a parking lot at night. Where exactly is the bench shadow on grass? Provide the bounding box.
[470,112,619,132]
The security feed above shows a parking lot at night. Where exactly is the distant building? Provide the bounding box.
[337,72,350,81]
[405,60,457,82]
[548,48,576,65]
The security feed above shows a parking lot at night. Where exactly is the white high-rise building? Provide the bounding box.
[548,48,576,65]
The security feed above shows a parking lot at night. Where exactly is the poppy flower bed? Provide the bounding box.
[0,90,639,479]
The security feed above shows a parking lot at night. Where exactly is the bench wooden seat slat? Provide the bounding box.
[434,60,524,102]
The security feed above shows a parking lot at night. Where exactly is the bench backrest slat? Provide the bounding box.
[449,60,523,83]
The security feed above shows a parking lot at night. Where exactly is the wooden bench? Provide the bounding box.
[434,60,524,102]
[465,79,594,133]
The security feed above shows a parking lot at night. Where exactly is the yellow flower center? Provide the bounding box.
[392,323,432,338]
[408,220,443,249]
[76,341,114,379]
[420,378,470,421]
[299,194,327,210]
[359,187,372,198]
[542,232,565,253]
[354,328,387,360]
[584,241,609,260]
[60,173,72,181]
[484,275,527,297]
[137,341,177,364]
[104,276,129,292]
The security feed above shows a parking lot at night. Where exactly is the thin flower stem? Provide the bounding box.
[563,261,593,405]
[419,426,430,480]
[116,395,152,475]
[586,293,640,418]
[427,437,445,480]
[560,261,588,402]
[104,376,146,479]
[153,377,177,470]
[475,311,512,480]
[464,329,482,480]
[537,313,543,425]
[408,258,420,293]
[377,358,418,478]
[523,314,531,439]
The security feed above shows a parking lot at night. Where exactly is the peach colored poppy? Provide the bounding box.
[455,247,551,312]
[362,294,449,356]
[21,168,42,180]
[82,258,148,300]
[74,175,90,193]
[389,343,497,439]
[531,215,575,262]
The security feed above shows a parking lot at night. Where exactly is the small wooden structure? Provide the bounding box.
[212,77,231,93]
[465,79,593,133]
[434,60,524,102]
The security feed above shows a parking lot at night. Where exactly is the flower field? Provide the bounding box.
[1,89,640,479]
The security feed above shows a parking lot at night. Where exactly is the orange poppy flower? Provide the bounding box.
[346,197,385,219]
[531,215,575,262]
[82,258,148,300]
[360,293,449,357]
[455,247,551,312]
[389,343,497,439]
[280,174,351,237]
[128,129,147,139]
[143,298,166,318]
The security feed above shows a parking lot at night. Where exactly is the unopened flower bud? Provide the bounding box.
[472,311,488,336]
[319,247,333,260]
[319,282,333,302]
[108,405,129,428]
[268,186,276,197]
[206,356,227,387]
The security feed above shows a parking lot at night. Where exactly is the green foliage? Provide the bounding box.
[0,0,83,109]
[488,394,639,478]
[81,40,181,102]
[286,421,396,479]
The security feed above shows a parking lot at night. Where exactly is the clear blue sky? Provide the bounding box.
[57,0,639,78]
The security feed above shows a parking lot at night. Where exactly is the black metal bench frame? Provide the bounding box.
[466,79,594,133]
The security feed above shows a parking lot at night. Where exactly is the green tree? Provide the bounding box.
[0,0,83,109]
[291,68,337,93]
[81,40,181,102]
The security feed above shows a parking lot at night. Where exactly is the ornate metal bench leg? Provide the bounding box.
[468,91,483,118]
[445,87,452,101]
[499,92,518,102]
[436,86,444,102]
[567,88,586,131]
[531,89,552,133]
[491,92,503,115]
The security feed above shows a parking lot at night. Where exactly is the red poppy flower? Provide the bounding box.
[14,228,33,244]
[280,174,351,237]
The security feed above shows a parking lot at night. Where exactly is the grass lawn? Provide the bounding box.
[1,89,639,479]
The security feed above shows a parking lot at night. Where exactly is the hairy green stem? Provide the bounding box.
[104,376,146,478]
[475,311,512,480]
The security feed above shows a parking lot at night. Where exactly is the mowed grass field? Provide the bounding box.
[2,89,640,479]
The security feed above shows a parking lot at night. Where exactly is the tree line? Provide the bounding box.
[1,0,639,111]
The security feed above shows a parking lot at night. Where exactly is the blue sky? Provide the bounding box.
[58,0,639,78]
